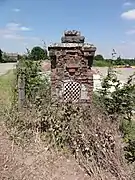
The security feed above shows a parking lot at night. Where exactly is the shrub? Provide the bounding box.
[16,56,50,105]
[97,67,135,165]
[98,67,135,121]
[93,60,111,67]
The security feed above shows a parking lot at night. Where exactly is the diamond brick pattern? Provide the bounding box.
[63,81,81,102]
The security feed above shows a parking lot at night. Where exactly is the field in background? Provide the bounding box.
[92,67,135,82]
[0,70,15,112]
[0,63,16,76]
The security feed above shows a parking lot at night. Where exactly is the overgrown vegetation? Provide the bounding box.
[0,52,135,179]
[122,120,135,163]
[98,67,135,120]
[96,67,135,168]
[0,57,134,179]
[16,58,50,104]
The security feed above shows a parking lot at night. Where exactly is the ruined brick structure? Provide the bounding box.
[48,30,96,104]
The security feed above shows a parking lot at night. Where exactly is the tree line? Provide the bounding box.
[0,46,48,63]
[94,54,135,67]
[1,47,135,67]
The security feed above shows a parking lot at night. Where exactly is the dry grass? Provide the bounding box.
[0,70,134,180]
[0,123,91,180]
[0,110,132,180]
[0,71,89,180]
[4,102,133,180]
[0,70,15,110]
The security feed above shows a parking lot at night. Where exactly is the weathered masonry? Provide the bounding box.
[48,30,96,104]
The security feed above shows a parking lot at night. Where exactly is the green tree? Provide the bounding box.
[30,46,47,61]
[94,54,104,61]
[0,49,3,63]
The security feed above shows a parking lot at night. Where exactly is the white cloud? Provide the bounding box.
[126,28,135,34]
[0,21,41,53]
[123,2,132,6]
[0,22,32,40]
[121,9,135,20]
[6,22,31,32]
[3,34,39,41]
[20,26,31,31]
[3,34,24,40]
[0,22,37,42]
[12,8,20,12]
[120,40,126,44]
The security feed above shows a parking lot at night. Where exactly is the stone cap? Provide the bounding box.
[64,30,81,36]
[48,30,96,52]
[61,35,85,43]
[61,30,85,43]
[48,43,96,49]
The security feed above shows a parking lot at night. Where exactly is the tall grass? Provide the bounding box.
[0,70,15,114]
[0,65,134,179]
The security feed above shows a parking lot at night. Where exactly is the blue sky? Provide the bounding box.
[0,0,135,58]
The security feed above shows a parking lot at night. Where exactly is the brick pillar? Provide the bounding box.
[48,30,96,104]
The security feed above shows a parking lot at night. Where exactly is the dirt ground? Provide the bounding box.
[0,122,90,180]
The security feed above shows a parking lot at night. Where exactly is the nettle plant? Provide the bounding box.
[97,67,135,164]
[98,67,135,121]
[16,54,50,104]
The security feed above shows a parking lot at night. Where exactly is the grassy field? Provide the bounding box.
[0,70,15,112]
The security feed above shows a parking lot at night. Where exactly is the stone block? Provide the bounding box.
[61,36,85,43]
[64,30,81,36]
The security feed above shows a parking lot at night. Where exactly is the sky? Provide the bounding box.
[0,0,135,58]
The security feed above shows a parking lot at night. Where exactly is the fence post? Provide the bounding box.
[18,73,25,109]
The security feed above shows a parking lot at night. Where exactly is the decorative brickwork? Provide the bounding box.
[48,30,96,104]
